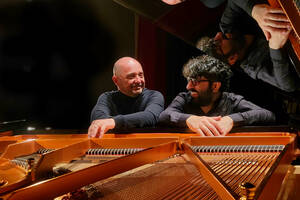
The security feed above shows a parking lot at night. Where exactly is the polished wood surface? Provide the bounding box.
[268,0,300,63]
[0,132,297,200]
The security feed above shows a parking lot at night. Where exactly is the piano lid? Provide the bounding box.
[115,0,300,78]
[113,0,226,46]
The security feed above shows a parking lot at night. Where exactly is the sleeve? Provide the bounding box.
[158,93,192,127]
[113,91,164,129]
[220,0,254,34]
[228,96,276,126]
[257,48,297,92]
[230,0,256,16]
[219,0,262,35]
[90,93,113,122]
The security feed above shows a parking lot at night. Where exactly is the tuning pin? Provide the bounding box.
[27,158,35,170]
[239,182,256,200]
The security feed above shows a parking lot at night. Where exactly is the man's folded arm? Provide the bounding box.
[113,92,164,129]
[229,98,276,126]
[159,94,192,127]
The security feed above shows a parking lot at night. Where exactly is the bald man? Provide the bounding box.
[88,57,164,138]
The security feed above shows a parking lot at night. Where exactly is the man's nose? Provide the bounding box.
[186,80,194,90]
[133,76,142,83]
[214,32,223,41]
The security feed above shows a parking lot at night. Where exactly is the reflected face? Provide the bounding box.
[213,32,234,56]
[186,76,213,106]
[213,32,246,62]
[114,60,145,97]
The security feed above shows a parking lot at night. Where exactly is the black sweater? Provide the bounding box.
[91,89,164,129]
[159,92,275,127]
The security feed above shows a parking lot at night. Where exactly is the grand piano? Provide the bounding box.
[0,129,298,200]
[0,0,300,199]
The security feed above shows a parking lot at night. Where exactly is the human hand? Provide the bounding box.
[214,116,233,136]
[186,115,223,136]
[88,119,115,138]
[252,4,291,40]
[268,26,291,49]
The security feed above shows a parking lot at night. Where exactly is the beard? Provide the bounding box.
[190,88,213,107]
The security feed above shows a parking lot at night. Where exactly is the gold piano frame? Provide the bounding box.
[0,132,297,200]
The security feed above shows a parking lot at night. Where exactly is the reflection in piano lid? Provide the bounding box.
[268,0,300,76]
[113,0,226,45]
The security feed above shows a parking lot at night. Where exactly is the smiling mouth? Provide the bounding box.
[132,84,143,89]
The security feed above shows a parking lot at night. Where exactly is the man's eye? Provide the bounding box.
[127,75,135,79]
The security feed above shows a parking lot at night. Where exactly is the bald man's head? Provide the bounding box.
[113,57,141,76]
[112,57,145,97]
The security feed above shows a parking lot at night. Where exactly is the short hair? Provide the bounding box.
[182,55,233,92]
[113,65,116,76]
[113,64,117,76]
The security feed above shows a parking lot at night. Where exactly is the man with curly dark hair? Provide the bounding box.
[159,55,275,136]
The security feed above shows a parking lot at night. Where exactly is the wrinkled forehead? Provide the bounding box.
[116,60,143,77]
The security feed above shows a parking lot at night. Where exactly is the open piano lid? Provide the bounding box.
[268,0,300,77]
[114,0,300,77]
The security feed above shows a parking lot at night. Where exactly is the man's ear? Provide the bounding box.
[212,82,221,93]
[112,75,118,85]
[227,53,238,65]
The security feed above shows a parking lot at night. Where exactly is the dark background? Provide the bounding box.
[0,0,135,130]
